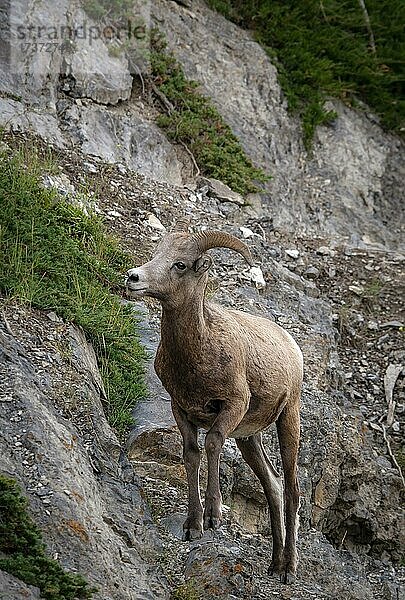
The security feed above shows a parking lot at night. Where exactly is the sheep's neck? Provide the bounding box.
[160,292,207,357]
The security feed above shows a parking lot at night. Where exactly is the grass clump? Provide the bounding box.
[207,0,405,148]
[82,0,134,21]
[0,475,94,599]
[0,144,146,436]
[171,581,201,600]
[150,31,269,196]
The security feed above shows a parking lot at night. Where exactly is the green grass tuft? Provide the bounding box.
[0,475,95,599]
[0,145,146,437]
[171,581,201,600]
[82,0,134,21]
[207,0,405,148]
[150,31,269,196]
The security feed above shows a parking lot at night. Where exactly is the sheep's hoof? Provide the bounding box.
[280,569,296,585]
[182,517,203,541]
[203,515,221,530]
[268,561,283,578]
[182,528,203,541]
[268,562,296,584]
[203,497,222,530]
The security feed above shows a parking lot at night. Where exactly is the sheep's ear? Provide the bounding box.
[193,254,213,273]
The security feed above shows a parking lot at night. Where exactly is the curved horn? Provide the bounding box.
[192,230,254,266]
[173,217,191,232]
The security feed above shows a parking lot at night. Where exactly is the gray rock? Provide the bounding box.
[317,246,335,256]
[0,310,170,600]
[160,512,185,538]
[0,98,66,147]
[0,0,68,107]
[198,176,246,204]
[303,266,320,279]
[0,570,41,599]
[2,0,404,251]
[285,248,300,259]
[185,541,254,598]
[65,6,133,105]
[0,1,132,107]
[125,301,175,454]
[0,0,183,185]
[380,321,404,329]
[71,104,183,185]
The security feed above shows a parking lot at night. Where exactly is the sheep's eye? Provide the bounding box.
[174,262,187,271]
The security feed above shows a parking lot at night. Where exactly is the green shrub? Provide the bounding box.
[207,0,405,147]
[171,581,200,600]
[0,475,94,599]
[150,32,269,196]
[82,0,134,21]
[0,145,146,436]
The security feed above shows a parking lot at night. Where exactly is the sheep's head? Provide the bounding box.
[125,228,253,305]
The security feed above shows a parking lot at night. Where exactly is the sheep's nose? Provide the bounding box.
[126,272,139,283]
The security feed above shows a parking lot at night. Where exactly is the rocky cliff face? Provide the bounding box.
[0,304,168,599]
[1,1,404,246]
[0,1,404,599]
[152,0,404,248]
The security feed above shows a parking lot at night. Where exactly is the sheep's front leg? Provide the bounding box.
[172,402,203,540]
[204,429,224,529]
[204,402,247,530]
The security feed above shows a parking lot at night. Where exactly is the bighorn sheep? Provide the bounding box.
[125,225,303,582]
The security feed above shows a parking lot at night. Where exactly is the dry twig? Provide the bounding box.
[384,363,402,427]
[1,311,14,336]
[133,64,145,96]
[179,140,200,177]
[150,81,174,113]
[358,0,376,55]
[381,424,405,490]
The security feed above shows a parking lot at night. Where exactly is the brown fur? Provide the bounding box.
[126,231,303,582]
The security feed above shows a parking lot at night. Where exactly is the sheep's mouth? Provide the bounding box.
[126,286,149,296]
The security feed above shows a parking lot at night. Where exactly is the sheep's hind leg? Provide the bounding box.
[276,400,300,583]
[236,433,285,575]
[172,402,203,541]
